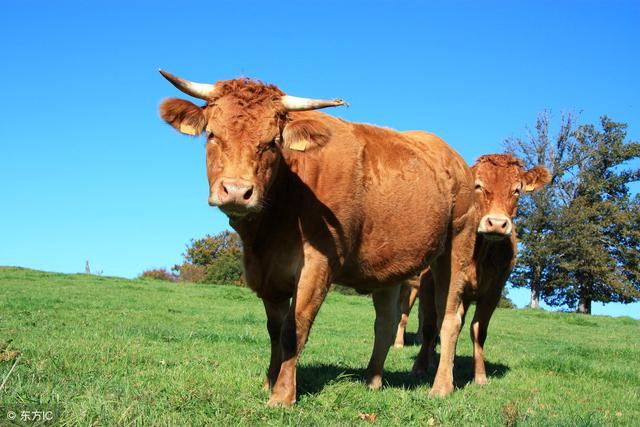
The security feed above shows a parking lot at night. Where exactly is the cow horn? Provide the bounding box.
[281,95,349,111]
[159,69,219,100]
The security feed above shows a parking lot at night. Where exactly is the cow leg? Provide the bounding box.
[411,271,437,375]
[267,256,331,407]
[416,287,424,345]
[470,288,501,385]
[367,285,401,389]
[429,216,474,398]
[393,283,412,348]
[262,298,290,390]
[429,266,465,397]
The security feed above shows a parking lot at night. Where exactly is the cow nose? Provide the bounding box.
[479,215,512,236]
[218,179,254,205]
[486,216,508,230]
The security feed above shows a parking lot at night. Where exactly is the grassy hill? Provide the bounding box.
[0,267,638,426]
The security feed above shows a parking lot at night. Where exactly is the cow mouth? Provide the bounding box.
[478,231,511,241]
[218,204,261,218]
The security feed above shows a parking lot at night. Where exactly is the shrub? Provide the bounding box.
[184,231,242,267]
[173,263,206,283]
[175,231,245,286]
[498,288,516,309]
[204,251,245,285]
[140,268,177,282]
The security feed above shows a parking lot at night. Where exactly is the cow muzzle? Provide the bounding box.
[209,178,259,216]
[477,214,512,239]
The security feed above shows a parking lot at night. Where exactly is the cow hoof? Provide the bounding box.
[428,384,453,398]
[367,374,383,390]
[474,375,488,386]
[267,395,295,408]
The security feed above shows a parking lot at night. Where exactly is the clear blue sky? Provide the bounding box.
[1,1,638,318]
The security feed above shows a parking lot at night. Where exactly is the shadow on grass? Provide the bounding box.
[448,355,510,389]
[297,356,509,396]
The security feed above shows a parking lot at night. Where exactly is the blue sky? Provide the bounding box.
[1,1,638,318]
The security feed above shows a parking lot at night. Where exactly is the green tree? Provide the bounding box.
[543,117,640,313]
[507,114,640,314]
[174,230,245,285]
[504,111,577,308]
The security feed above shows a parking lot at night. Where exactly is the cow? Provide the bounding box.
[411,154,551,388]
[393,277,422,348]
[158,70,477,406]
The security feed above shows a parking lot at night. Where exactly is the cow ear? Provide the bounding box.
[523,165,551,192]
[282,119,331,152]
[159,98,206,136]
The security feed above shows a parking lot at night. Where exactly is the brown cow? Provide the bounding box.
[412,154,551,387]
[393,277,422,348]
[158,70,477,406]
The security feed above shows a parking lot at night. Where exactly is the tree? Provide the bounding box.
[504,111,577,308]
[173,230,245,285]
[506,114,640,314]
[543,117,640,313]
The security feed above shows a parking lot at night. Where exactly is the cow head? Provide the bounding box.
[158,70,347,218]
[472,154,551,240]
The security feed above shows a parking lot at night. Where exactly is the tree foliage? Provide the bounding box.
[174,230,245,286]
[504,111,577,309]
[506,113,640,313]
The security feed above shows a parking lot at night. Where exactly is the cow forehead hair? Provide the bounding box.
[210,78,285,108]
[474,154,524,169]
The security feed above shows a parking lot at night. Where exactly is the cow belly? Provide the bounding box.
[335,154,456,288]
[337,200,450,289]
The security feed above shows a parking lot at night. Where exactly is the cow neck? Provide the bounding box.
[474,231,516,266]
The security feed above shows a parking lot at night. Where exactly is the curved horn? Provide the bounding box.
[159,69,219,100]
[281,95,349,111]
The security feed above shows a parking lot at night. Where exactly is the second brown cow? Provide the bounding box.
[411,154,551,388]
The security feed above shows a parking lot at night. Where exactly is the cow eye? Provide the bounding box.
[475,184,483,191]
[261,139,278,153]
[514,188,521,196]
[269,136,282,151]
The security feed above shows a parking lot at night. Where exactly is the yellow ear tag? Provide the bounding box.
[288,139,309,151]
[525,183,536,192]
[179,123,198,135]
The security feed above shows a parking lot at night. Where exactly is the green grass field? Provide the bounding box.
[0,267,638,426]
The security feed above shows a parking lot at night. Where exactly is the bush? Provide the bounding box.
[175,231,245,286]
[173,263,206,283]
[330,284,367,296]
[184,231,242,267]
[204,252,245,285]
[140,268,177,282]
[498,288,516,309]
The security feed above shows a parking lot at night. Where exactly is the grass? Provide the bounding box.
[0,266,638,426]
